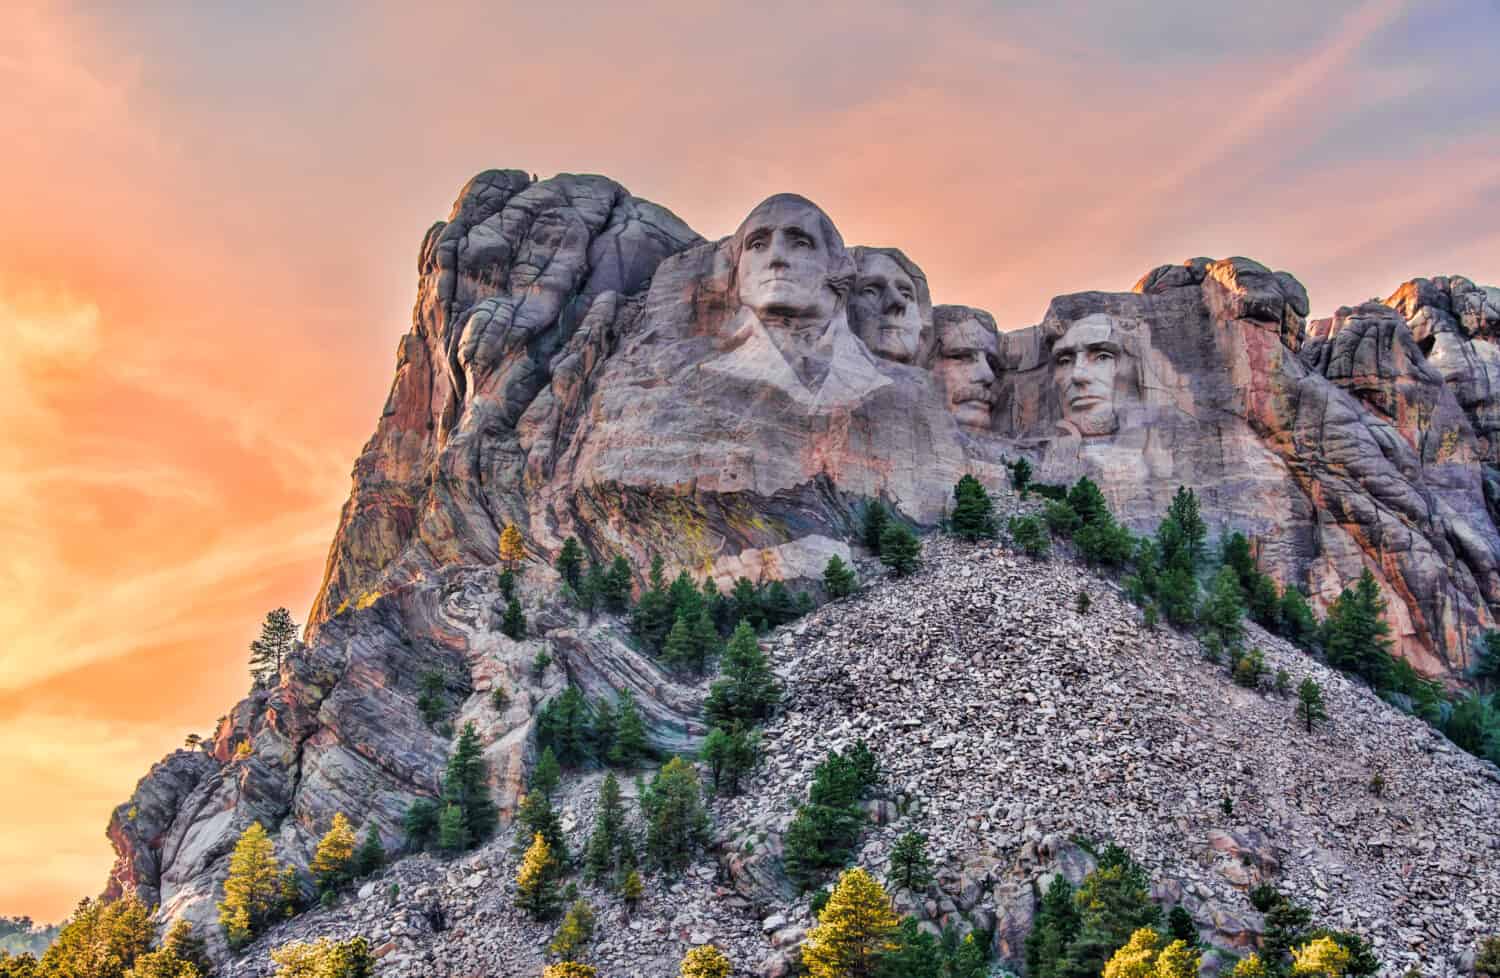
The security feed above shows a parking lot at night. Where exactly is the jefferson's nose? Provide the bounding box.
[883,285,907,314]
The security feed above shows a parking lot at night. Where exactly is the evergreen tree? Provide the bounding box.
[609,690,650,766]
[39,895,153,978]
[863,501,891,554]
[1322,570,1394,690]
[730,577,766,631]
[1076,591,1092,615]
[879,522,921,577]
[700,724,760,796]
[501,598,527,640]
[689,608,722,673]
[403,799,439,851]
[761,580,800,627]
[591,697,617,761]
[950,474,998,541]
[516,833,560,920]
[801,868,900,978]
[1066,477,1110,528]
[555,537,585,590]
[437,803,469,853]
[541,965,597,978]
[667,571,703,623]
[1290,938,1350,978]
[1062,851,1162,978]
[633,562,675,652]
[1157,565,1199,628]
[621,870,644,909]
[353,826,384,878]
[1026,875,1080,978]
[532,747,562,801]
[1200,565,1246,652]
[1010,457,1033,493]
[249,608,298,685]
[887,831,933,893]
[499,522,527,571]
[824,555,858,598]
[1163,487,1207,570]
[1075,518,1135,568]
[547,899,596,961]
[1008,515,1051,559]
[1248,574,1282,631]
[497,568,516,601]
[218,822,289,950]
[514,791,569,863]
[269,936,374,978]
[538,687,594,767]
[1102,928,1200,978]
[1474,630,1500,692]
[879,917,944,978]
[662,613,698,673]
[703,622,780,726]
[1222,532,1255,588]
[1044,500,1083,539]
[1296,678,1327,733]
[679,944,733,978]
[604,556,634,613]
[442,721,497,846]
[311,813,356,894]
[583,773,628,885]
[642,757,709,874]
[579,560,606,617]
[702,576,732,633]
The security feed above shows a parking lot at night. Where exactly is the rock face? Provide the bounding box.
[102,168,1500,968]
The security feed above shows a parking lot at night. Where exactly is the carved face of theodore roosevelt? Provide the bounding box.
[1052,313,1123,436]
[734,195,845,328]
[850,252,922,363]
[933,311,1000,429]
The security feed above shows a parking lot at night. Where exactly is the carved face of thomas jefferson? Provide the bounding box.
[734,195,844,328]
[933,310,1000,429]
[851,252,922,363]
[1052,313,1123,436]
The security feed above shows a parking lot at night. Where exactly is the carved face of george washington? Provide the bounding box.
[733,194,846,328]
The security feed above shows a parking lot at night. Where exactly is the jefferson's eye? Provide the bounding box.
[899,288,914,301]
[1095,351,1114,362]
[862,286,879,297]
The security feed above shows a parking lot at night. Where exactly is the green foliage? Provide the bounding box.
[1199,566,1246,653]
[1296,678,1327,733]
[1279,587,1318,647]
[1440,692,1500,764]
[417,670,446,726]
[701,724,760,796]
[1321,570,1394,691]
[1043,500,1083,539]
[1030,482,1069,501]
[951,474,998,541]
[532,747,562,801]
[537,687,595,767]
[1157,566,1199,629]
[270,936,374,978]
[879,522,922,577]
[1167,906,1196,944]
[1076,592,1092,615]
[1476,935,1500,978]
[604,555,634,613]
[514,789,569,865]
[516,833,561,920]
[1066,477,1110,529]
[501,598,527,640]
[633,567,674,653]
[863,500,891,554]
[353,826,384,878]
[1010,457,1033,493]
[730,577,766,632]
[1233,648,1267,690]
[1163,487,1207,571]
[783,743,880,890]
[36,895,153,978]
[578,561,606,615]
[218,822,299,951]
[555,538,585,590]
[311,813,357,894]
[547,899,596,961]
[1222,533,1255,586]
[703,622,780,726]
[249,607,298,686]
[532,649,554,677]
[440,721,497,850]
[1063,849,1162,978]
[583,773,632,886]
[761,580,800,628]
[887,831,933,893]
[824,555,858,598]
[801,869,900,978]
[403,799,439,851]
[1474,631,1500,692]
[1075,518,1135,568]
[609,690,651,767]
[1008,515,1051,559]
[1025,875,1080,978]
[642,757,710,874]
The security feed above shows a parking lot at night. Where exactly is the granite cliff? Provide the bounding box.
[101,170,1499,972]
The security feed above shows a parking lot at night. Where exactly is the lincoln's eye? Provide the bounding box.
[862,286,879,297]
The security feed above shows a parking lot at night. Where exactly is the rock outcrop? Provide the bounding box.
[100,168,1500,971]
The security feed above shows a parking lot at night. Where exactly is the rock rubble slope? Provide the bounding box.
[210,539,1500,977]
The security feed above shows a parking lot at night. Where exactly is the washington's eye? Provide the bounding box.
[1095,351,1114,362]
[749,238,767,251]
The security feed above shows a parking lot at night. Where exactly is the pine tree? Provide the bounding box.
[38,894,153,978]
[1009,515,1051,559]
[1322,569,1394,690]
[609,690,649,766]
[442,721,497,846]
[1474,630,1500,692]
[862,500,890,554]
[662,613,697,673]
[823,555,857,598]
[1247,573,1282,630]
[1063,853,1162,978]
[501,598,527,640]
[1026,875,1080,978]
[700,724,759,796]
[555,537,585,590]
[1010,457,1033,493]
[1066,477,1110,528]
[879,522,921,577]
[880,917,945,978]
[403,799,439,851]
[887,831,933,893]
[633,562,675,652]
[249,608,298,685]
[730,577,765,631]
[1103,928,1200,978]
[1044,500,1083,539]
[704,622,780,726]
[532,747,562,801]
[679,944,733,978]
[514,791,569,863]
[499,522,527,571]
[667,571,703,623]
[547,898,596,961]
[218,822,286,950]
[538,687,595,767]
[541,964,597,978]
[583,773,627,884]
[800,867,899,978]
[642,757,709,874]
[950,474,998,541]
[579,560,606,617]
[353,825,384,878]
[689,608,721,674]
[437,803,469,853]
[605,556,634,612]
[1164,487,1207,570]
[516,833,560,920]
[311,813,356,894]
[1200,565,1246,652]
[761,580,799,627]
[269,936,374,978]
[621,869,644,909]
[1296,678,1327,733]
[1167,906,1196,943]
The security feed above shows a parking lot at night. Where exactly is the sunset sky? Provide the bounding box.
[3,0,1498,922]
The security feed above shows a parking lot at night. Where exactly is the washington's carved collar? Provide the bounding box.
[708,307,891,411]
